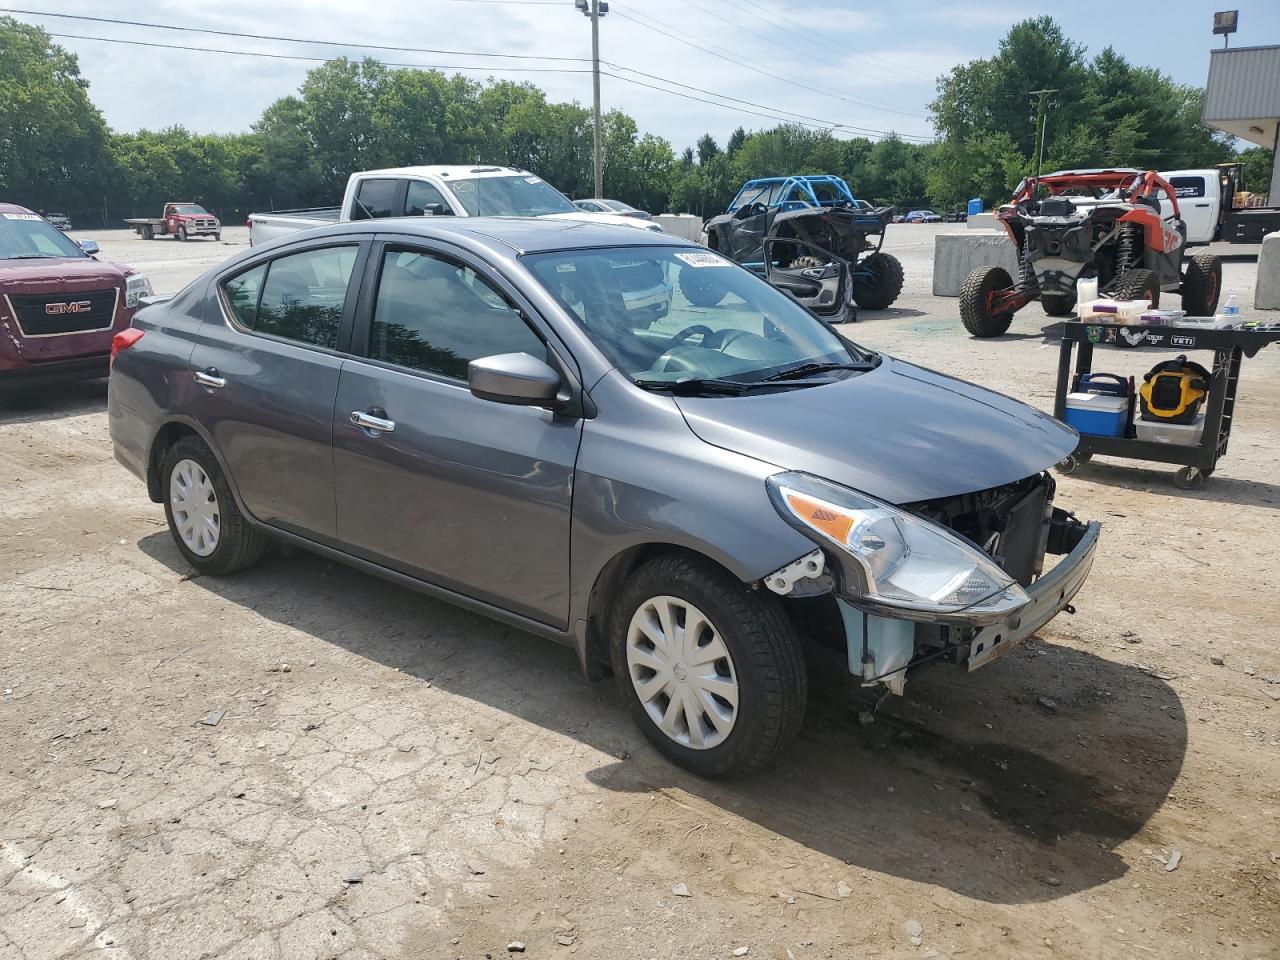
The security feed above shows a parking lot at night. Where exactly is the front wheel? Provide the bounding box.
[1180,252,1221,316]
[1111,268,1160,306]
[611,554,807,778]
[161,435,266,575]
[959,265,1015,337]
[1041,292,1077,317]
[177,226,188,242]
[851,252,904,309]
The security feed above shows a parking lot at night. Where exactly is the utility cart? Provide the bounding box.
[1052,320,1280,489]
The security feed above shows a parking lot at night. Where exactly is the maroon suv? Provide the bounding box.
[0,204,152,384]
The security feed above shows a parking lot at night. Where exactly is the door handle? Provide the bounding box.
[1194,202,1211,207]
[351,409,396,433]
[194,368,226,389]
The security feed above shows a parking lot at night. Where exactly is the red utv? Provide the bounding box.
[959,169,1222,337]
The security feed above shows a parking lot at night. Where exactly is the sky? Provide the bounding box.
[6,0,1280,151]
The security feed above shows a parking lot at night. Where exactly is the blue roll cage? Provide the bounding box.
[726,175,860,213]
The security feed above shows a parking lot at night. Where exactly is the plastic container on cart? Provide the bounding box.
[1135,412,1206,447]
[1079,298,1150,321]
[1075,277,1098,305]
[1138,309,1185,325]
[1065,392,1128,437]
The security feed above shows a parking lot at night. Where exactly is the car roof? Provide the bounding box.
[355,165,534,181]
[1041,168,1141,178]
[0,202,37,216]
[286,215,695,256]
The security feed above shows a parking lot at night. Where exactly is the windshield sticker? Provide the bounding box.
[675,251,731,268]
[2,213,42,221]
[555,263,575,273]
[524,176,542,184]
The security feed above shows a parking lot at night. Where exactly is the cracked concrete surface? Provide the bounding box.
[1,227,1277,958]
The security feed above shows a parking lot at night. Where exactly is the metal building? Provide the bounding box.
[1202,44,1280,197]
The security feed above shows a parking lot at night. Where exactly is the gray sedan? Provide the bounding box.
[108,218,1098,777]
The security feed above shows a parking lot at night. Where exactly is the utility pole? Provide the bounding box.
[1029,88,1058,182]
[575,0,609,198]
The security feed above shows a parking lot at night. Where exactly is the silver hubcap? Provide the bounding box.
[169,458,220,557]
[626,596,739,750]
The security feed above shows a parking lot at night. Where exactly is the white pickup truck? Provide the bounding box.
[248,165,663,246]
[1160,165,1280,245]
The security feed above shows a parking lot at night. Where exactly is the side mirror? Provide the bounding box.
[468,352,562,407]
[77,239,100,256]
[422,203,452,217]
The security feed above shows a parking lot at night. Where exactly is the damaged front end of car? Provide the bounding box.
[762,471,1099,695]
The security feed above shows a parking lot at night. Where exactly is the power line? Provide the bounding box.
[19,5,933,142]
[724,0,939,83]
[683,0,935,93]
[1,7,591,62]
[44,31,593,74]
[38,25,915,138]
[609,4,930,123]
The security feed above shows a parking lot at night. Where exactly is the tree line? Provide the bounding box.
[0,15,1270,228]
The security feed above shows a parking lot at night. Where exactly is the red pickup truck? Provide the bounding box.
[0,204,152,384]
[124,202,221,241]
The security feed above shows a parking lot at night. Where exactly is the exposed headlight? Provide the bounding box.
[646,222,664,232]
[124,273,154,309]
[767,472,1029,621]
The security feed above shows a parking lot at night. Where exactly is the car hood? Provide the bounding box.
[541,211,660,231]
[0,257,129,290]
[673,355,1078,504]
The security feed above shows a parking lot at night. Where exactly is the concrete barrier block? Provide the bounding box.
[654,214,704,242]
[966,212,997,230]
[1253,231,1280,311]
[932,232,1019,297]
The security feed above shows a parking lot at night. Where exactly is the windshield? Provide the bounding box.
[601,200,635,212]
[0,212,85,260]
[172,204,209,215]
[449,175,577,217]
[524,246,869,388]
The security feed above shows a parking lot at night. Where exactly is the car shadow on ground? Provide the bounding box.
[1068,458,1280,508]
[0,379,107,424]
[139,533,1186,907]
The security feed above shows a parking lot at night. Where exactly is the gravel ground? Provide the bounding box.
[1,224,1277,960]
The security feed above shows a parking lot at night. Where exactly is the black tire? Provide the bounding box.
[959,265,1015,337]
[851,252,904,309]
[1041,292,1077,317]
[610,554,807,778]
[1180,252,1221,317]
[142,225,154,241]
[679,268,728,308]
[161,435,266,575]
[1111,268,1160,307]
[177,226,188,242]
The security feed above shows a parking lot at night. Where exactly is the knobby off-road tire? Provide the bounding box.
[610,554,808,778]
[851,252,904,309]
[161,435,267,576]
[788,255,827,270]
[1180,252,1222,317]
[1111,268,1161,307]
[1041,292,1077,317]
[959,265,1015,337]
[678,268,728,308]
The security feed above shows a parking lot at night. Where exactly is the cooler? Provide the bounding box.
[1064,392,1128,437]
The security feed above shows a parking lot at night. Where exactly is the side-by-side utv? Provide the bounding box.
[697,176,904,322]
[960,169,1222,337]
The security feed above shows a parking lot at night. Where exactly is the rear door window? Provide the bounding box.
[223,246,358,350]
[352,179,400,220]
[1169,177,1207,199]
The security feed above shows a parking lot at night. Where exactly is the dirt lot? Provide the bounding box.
[1,226,1277,960]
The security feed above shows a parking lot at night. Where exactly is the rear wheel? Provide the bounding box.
[142,225,154,241]
[678,269,728,307]
[851,252,904,309]
[1111,268,1160,306]
[1041,292,1077,317]
[959,265,1015,337]
[1180,252,1222,316]
[611,554,807,778]
[161,436,266,575]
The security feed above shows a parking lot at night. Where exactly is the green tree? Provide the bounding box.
[0,17,112,221]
